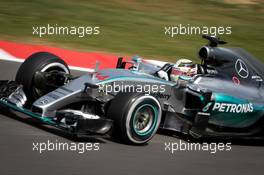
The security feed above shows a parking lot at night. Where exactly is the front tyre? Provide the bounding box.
[108,93,162,145]
[15,52,70,105]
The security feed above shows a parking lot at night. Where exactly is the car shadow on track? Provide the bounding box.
[0,107,153,146]
[0,108,107,144]
[2,107,264,147]
[157,129,264,147]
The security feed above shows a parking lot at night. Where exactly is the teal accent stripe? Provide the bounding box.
[214,92,264,111]
[214,93,248,103]
[96,76,176,86]
[0,100,67,130]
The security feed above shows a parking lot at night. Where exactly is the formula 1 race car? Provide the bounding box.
[0,35,263,145]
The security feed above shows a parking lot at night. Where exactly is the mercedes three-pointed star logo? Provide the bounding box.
[235,59,249,79]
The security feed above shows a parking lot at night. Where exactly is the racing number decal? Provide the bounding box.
[95,73,109,80]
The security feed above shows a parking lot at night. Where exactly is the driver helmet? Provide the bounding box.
[170,59,197,82]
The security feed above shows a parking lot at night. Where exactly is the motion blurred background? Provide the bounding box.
[0,0,263,62]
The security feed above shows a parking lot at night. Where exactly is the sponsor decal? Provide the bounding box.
[252,75,263,82]
[47,93,60,100]
[235,59,249,79]
[39,98,50,105]
[202,102,213,112]
[95,73,109,81]
[232,76,240,85]
[150,92,171,100]
[212,102,254,113]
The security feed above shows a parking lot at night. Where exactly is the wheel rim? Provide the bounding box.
[132,104,158,136]
[34,63,69,97]
[40,62,69,73]
[126,95,162,144]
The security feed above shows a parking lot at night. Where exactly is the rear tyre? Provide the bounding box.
[15,52,70,105]
[108,93,162,145]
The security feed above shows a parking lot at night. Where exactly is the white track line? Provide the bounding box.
[0,49,94,72]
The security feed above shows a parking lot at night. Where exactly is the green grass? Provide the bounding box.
[0,0,263,63]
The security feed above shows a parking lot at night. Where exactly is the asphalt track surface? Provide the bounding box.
[0,60,263,175]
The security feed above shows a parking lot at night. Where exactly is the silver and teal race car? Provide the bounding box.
[0,35,263,145]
